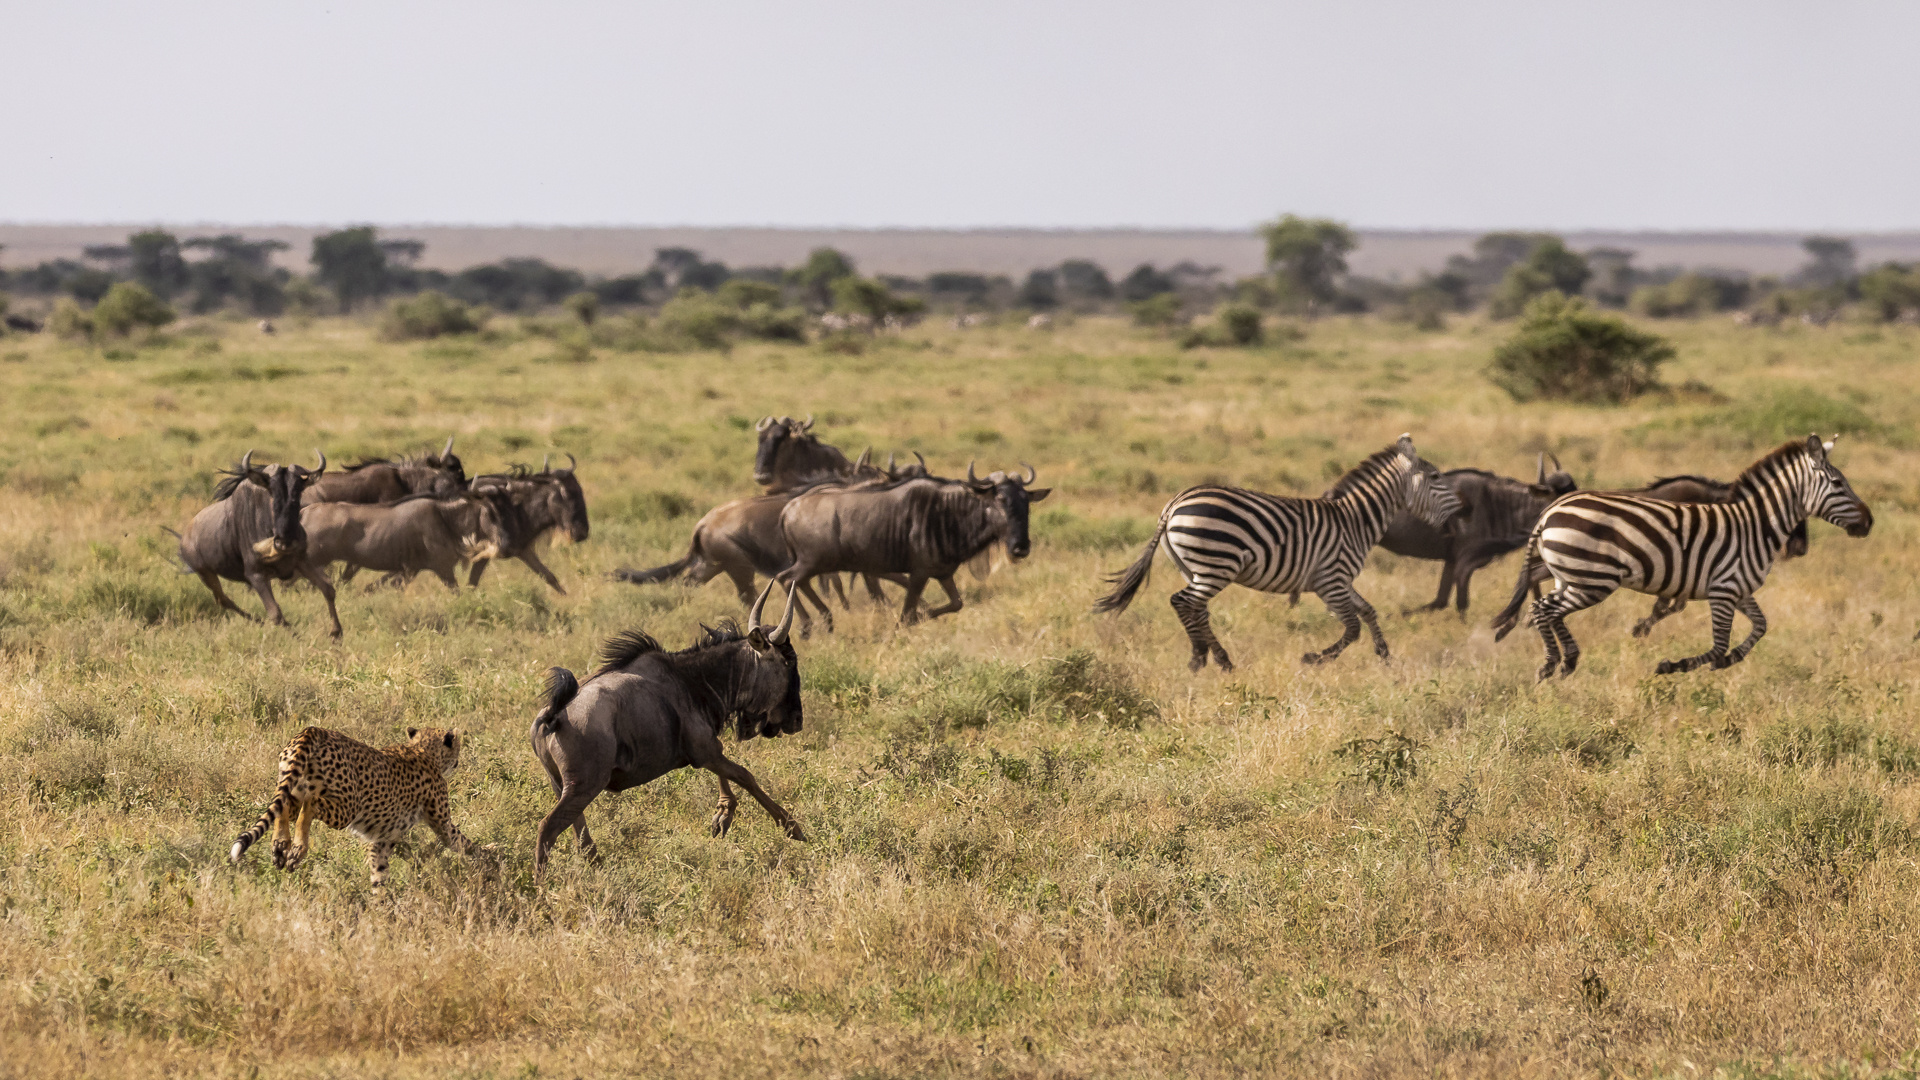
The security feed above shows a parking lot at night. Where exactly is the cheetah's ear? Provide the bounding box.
[407,727,419,739]
[443,731,456,748]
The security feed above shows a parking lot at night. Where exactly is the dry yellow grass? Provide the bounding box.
[0,311,1917,1078]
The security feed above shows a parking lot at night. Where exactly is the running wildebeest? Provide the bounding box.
[777,464,1050,630]
[753,415,886,492]
[529,583,808,883]
[1490,471,1813,642]
[467,455,590,593]
[301,437,467,505]
[177,451,343,638]
[1383,453,1579,617]
[304,492,505,591]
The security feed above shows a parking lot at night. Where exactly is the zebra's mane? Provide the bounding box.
[1321,445,1407,500]
[1734,440,1817,492]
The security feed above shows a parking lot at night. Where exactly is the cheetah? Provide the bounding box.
[230,726,480,889]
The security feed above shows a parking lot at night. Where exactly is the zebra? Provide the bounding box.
[1492,435,1872,681]
[1094,434,1461,672]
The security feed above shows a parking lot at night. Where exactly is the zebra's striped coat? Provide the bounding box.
[1518,435,1872,680]
[1095,434,1458,671]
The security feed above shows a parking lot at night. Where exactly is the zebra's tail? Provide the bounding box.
[1490,545,1553,642]
[1093,514,1170,615]
[231,772,299,864]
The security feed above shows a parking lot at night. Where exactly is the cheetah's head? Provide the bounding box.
[407,727,463,775]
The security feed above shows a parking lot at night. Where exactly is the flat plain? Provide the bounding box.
[0,311,1916,1078]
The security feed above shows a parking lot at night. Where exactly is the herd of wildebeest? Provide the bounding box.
[186,416,1873,885]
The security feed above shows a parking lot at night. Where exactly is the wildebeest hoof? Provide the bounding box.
[784,821,810,842]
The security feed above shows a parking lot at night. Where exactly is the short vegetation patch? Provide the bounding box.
[1486,292,1674,404]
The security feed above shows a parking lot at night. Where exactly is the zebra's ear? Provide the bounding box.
[1806,433,1826,458]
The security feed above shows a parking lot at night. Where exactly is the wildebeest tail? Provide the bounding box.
[1489,539,1553,642]
[1092,515,1169,615]
[230,774,298,864]
[613,536,703,585]
[533,666,579,735]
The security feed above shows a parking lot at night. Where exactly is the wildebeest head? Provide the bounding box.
[253,450,326,562]
[426,435,467,490]
[733,581,803,739]
[752,414,808,486]
[886,450,932,482]
[539,453,590,542]
[965,462,1051,560]
[1535,451,1577,497]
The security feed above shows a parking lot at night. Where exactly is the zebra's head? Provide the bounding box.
[1395,434,1462,529]
[1802,434,1874,538]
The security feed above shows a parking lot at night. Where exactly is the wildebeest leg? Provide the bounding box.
[898,575,931,625]
[824,573,852,610]
[1657,593,1741,675]
[245,572,288,627]
[1405,562,1456,615]
[433,566,460,591]
[701,756,807,841]
[339,564,361,584]
[920,575,966,620]
[862,574,889,604]
[710,778,740,837]
[298,563,343,639]
[1450,547,1506,619]
[1631,597,1684,639]
[793,578,834,635]
[516,550,567,595]
[1303,578,1367,665]
[1168,578,1231,672]
[535,777,608,884]
[196,570,259,621]
[467,557,491,588]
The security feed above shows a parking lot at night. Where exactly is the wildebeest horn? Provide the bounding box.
[748,580,774,628]
[914,450,927,469]
[541,453,551,472]
[566,452,576,472]
[855,446,872,468]
[886,451,896,472]
[756,416,774,433]
[313,448,327,475]
[1020,462,1036,485]
[967,461,979,484]
[770,581,798,644]
[240,449,254,472]
[802,414,814,431]
[1536,452,1546,484]
[443,435,455,458]
[1548,452,1563,473]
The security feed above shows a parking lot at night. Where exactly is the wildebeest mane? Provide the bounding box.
[213,461,264,500]
[596,629,664,675]
[694,620,747,649]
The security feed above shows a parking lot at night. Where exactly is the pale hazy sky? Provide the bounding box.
[5,1,1915,231]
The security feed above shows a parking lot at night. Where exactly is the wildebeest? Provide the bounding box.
[301,437,467,505]
[529,583,808,883]
[777,464,1050,629]
[752,415,888,492]
[1383,453,1579,616]
[177,451,342,638]
[1490,471,1814,641]
[467,455,590,593]
[304,492,505,591]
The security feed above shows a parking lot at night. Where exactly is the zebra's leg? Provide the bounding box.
[1631,597,1684,639]
[1727,595,1768,665]
[1529,585,1610,680]
[1304,579,1367,665]
[1168,580,1231,672]
[1657,595,1738,674]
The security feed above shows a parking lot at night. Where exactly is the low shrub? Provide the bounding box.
[380,291,487,340]
[48,298,96,340]
[1487,292,1674,404]
[92,282,177,336]
[1127,293,1182,328]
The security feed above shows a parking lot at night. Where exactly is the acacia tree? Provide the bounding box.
[1260,215,1355,314]
[310,227,389,312]
[793,248,857,310]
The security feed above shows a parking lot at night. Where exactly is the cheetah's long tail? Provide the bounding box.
[230,772,298,863]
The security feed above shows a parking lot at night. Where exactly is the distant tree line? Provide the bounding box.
[8,221,1916,336]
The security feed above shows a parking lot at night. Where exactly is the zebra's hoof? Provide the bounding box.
[1655,660,1679,675]
[1536,664,1557,682]
[1302,652,1329,666]
[1187,656,1207,673]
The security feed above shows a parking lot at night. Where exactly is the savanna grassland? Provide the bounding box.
[1,311,1918,1079]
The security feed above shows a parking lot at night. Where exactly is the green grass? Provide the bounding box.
[1,312,1919,1077]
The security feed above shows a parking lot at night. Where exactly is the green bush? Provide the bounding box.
[48,298,95,340]
[740,302,808,342]
[717,279,784,310]
[1858,262,1920,322]
[656,291,740,349]
[1127,293,1182,328]
[832,276,926,323]
[1487,237,1590,319]
[1630,273,1750,318]
[379,291,486,340]
[562,291,600,326]
[91,282,177,336]
[1218,302,1263,345]
[1487,292,1674,404]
